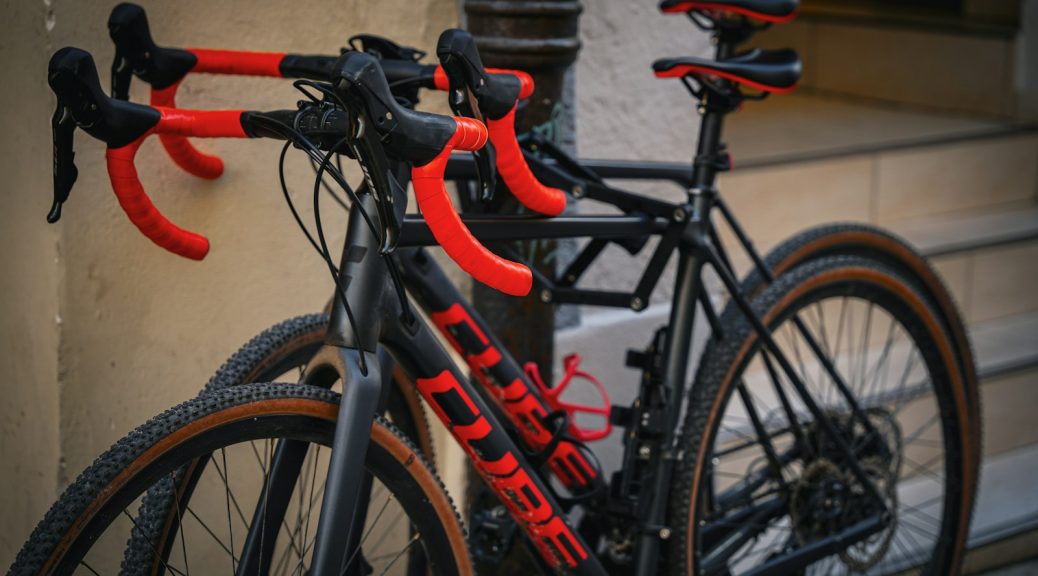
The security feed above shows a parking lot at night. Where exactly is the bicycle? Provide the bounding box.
[15,1,980,574]
[99,1,983,491]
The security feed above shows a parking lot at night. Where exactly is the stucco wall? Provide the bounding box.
[0,0,457,565]
[0,0,62,562]
[575,0,712,307]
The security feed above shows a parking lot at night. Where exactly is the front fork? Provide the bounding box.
[235,194,393,576]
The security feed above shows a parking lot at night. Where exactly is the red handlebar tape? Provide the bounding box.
[105,108,246,261]
[187,48,286,76]
[431,66,535,100]
[145,49,284,179]
[487,105,566,216]
[151,83,225,179]
[432,69,562,215]
[412,117,533,296]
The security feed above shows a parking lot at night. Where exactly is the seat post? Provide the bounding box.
[690,109,725,192]
[688,25,742,196]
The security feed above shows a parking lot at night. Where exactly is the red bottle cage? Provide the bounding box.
[524,354,613,443]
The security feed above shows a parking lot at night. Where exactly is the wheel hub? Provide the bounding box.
[792,408,903,570]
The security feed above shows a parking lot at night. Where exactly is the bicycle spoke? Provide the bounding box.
[78,560,102,576]
[185,505,240,563]
[170,472,191,576]
[341,492,396,574]
[220,448,237,573]
[211,453,252,530]
[297,445,322,574]
[376,531,421,576]
[855,302,874,398]
[121,509,188,576]
[258,438,274,574]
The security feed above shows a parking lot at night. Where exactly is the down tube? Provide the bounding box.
[381,298,606,575]
[396,248,604,497]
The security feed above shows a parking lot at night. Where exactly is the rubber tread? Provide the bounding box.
[10,383,466,576]
[665,256,976,575]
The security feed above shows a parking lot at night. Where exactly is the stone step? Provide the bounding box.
[751,4,1021,117]
[964,442,1038,572]
[900,205,1038,324]
[718,103,1038,245]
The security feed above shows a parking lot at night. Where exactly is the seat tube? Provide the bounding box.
[633,243,705,575]
[633,81,725,572]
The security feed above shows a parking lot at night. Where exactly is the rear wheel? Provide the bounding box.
[668,256,975,575]
[10,384,471,576]
[738,222,981,473]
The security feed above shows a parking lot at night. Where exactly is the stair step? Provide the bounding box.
[889,205,1038,324]
[971,311,1038,380]
[714,123,1038,306]
[727,93,1020,169]
[898,206,1038,258]
[752,11,1019,116]
[965,444,1038,569]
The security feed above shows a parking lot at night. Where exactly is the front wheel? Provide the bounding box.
[668,256,975,575]
[10,384,472,576]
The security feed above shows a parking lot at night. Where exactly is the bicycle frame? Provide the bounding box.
[240,114,893,576]
[216,27,893,576]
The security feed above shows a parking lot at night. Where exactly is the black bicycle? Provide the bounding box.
[14,1,979,575]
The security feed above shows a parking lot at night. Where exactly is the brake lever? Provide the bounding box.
[346,34,426,63]
[445,79,497,203]
[346,113,404,254]
[49,103,78,223]
[111,48,133,100]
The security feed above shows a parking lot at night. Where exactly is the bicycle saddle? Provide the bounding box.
[653,48,801,93]
[658,0,799,22]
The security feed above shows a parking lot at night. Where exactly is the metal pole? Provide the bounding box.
[464,0,582,386]
[463,1,582,572]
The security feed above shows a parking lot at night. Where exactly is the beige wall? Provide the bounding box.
[575,0,711,306]
[0,0,62,562]
[577,0,710,162]
[0,0,457,566]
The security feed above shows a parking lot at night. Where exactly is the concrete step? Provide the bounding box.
[751,3,1021,117]
[898,205,1038,259]
[964,442,1038,572]
[899,206,1038,324]
[720,96,1038,246]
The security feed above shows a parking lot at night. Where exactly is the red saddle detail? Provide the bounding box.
[524,354,612,442]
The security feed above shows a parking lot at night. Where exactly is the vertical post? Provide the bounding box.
[463,0,583,386]
[463,1,583,571]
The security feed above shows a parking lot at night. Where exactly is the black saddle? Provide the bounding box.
[653,48,801,93]
[658,0,799,23]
